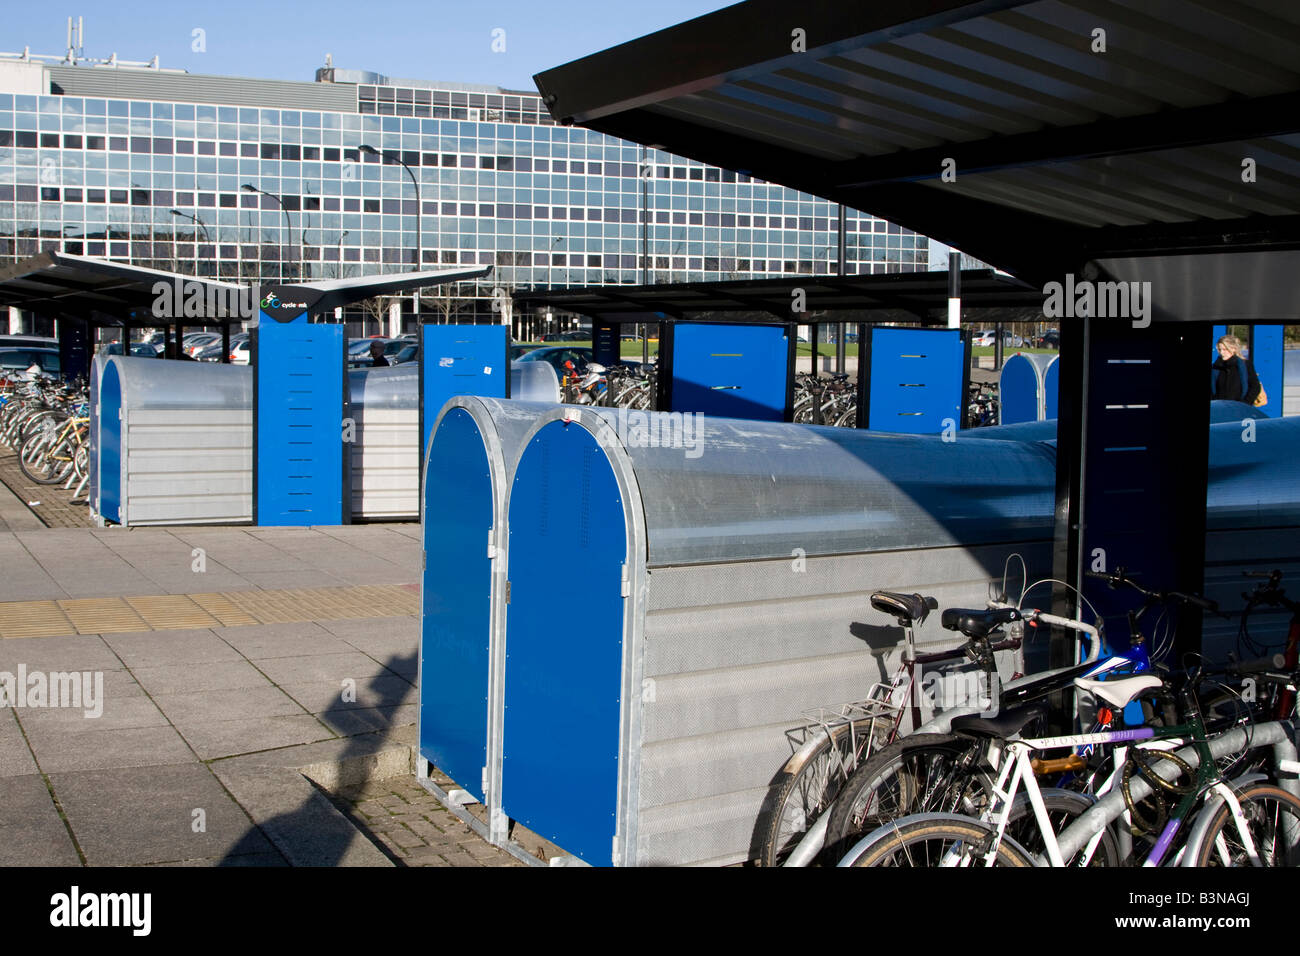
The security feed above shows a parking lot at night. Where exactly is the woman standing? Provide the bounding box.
[1211,334,1261,405]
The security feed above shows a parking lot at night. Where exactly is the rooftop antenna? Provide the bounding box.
[65,16,74,63]
[325,53,333,69]
[78,16,84,60]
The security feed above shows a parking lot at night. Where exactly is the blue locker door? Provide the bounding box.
[867,327,965,434]
[1250,324,1284,418]
[421,325,507,456]
[98,361,122,523]
[998,354,1041,425]
[256,319,345,525]
[1044,356,1060,420]
[671,323,789,420]
[503,421,627,865]
[420,408,493,801]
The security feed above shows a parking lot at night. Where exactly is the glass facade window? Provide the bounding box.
[0,66,930,322]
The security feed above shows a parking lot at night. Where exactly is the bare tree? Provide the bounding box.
[418,287,476,324]
[359,295,397,337]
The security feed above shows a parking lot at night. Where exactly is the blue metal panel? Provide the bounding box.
[671,323,789,420]
[867,327,964,434]
[1043,356,1059,420]
[999,353,1041,424]
[503,421,626,864]
[421,325,507,455]
[255,316,345,525]
[1250,324,1284,418]
[420,407,493,801]
[1211,324,1228,359]
[98,360,121,523]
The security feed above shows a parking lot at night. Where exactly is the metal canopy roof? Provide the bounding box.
[534,0,1300,289]
[0,252,248,325]
[514,269,1041,324]
[0,252,491,324]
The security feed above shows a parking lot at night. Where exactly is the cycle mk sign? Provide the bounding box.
[252,284,347,526]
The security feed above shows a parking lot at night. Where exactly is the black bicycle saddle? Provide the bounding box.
[871,591,938,627]
[941,606,1021,639]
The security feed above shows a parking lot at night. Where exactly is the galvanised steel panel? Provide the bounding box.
[122,409,251,525]
[88,353,103,518]
[1287,349,1299,416]
[420,407,494,804]
[421,325,508,456]
[866,327,964,434]
[670,323,789,421]
[503,420,628,865]
[580,408,1057,567]
[256,320,345,526]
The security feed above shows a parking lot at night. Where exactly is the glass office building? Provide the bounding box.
[0,58,929,332]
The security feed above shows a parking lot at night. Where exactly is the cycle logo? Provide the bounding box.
[916,664,1000,716]
[258,285,321,322]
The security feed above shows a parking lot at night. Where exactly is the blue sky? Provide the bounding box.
[7,1,734,91]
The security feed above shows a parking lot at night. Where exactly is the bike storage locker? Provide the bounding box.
[998,351,1056,424]
[499,407,1059,866]
[417,396,558,850]
[93,355,253,526]
[860,327,968,433]
[662,322,794,421]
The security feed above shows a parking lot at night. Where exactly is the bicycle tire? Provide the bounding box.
[824,733,993,861]
[1006,788,1122,866]
[1194,783,1300,867]
[18,436,65,484]
[840,814,1036,867]
[752,717,889,866]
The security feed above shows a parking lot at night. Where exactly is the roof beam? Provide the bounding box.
[835,91,1300,187]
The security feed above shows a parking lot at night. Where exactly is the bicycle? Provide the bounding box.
[751,590,1020,865]
[840,670,1300,867]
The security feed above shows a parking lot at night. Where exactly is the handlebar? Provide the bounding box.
[1020,608,1102,663]
[1085,567,1219,614]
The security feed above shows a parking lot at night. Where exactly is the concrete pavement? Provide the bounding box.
[0,523,519,867]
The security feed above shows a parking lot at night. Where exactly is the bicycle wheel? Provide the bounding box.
[1006,789,1122,866]
[1194,783,1300,867]
[752,718,889,866]
[824,734,993,861]
[18,435,64,484]
[841,814,1035,867]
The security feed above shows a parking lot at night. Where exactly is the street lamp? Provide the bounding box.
[241,184,294,282]
[170,209,211,277]
[335,230,349,279]
[546,237,564,290]
[360,144,421,321]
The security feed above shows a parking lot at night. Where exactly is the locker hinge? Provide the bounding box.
[421,550,426,571]
[481,766,489,796]
[505,580,511,604]
[487,528,497,559]
[620,564,630,598]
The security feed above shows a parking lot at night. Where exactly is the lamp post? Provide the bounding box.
[335,230,349,279]
[170,209,210,277]
[360,144,421,321]
[241,184,294,283]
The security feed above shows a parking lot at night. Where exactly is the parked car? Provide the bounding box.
[194,334,248,362]
[0,346,61,379]
[1037,329,1060,349]
[181,332,223,357]
[102,341,159,358]
[391,343,419,365]
[514,346,594,376]
[0,334,58,351]
[973,329,1024,348]
[229,337,253,365]
[509,344,539,361]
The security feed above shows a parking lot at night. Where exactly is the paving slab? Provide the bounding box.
[104,629,245,667]
[0,634,123,672]
[0,708,37,777]
[129,659,275,696]
[0,774,81,865]
[212,621,355,660]
[151,685,310,726]
[26,723,195,773]
[48,764,280,866]
[279,675,416,714]
[254,650,402,687]
[172,714,336,761]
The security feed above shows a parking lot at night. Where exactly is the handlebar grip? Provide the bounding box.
[1170,591,1218,612]
[1233,654,1287,674]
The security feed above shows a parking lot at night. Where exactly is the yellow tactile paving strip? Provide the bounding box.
[0,584,419,638]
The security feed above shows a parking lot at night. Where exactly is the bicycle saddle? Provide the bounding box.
[941,606,1021,639]
[950,704,1046,740]
[870,591,937,626]
[1073,674,1163,710]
